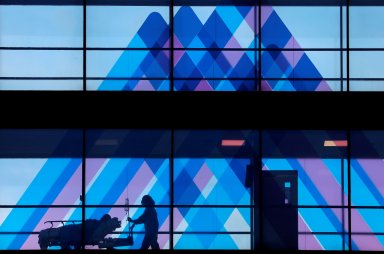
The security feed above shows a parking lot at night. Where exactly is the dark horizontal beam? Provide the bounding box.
[0,92,383,129]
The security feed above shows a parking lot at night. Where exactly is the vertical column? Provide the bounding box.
[346,0,350,92]
[257,1,262,92]
[81,128,86,249]
[258,129,263,250]
[341,156,345,250]
[81,0,87,247]
[340,2,344,92]
[170,0,174,92]
[83,0,87,91]
[170,128,174,249]
[347,129,352,250]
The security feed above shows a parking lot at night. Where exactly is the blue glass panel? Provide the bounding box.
[174,80,254,91]
[173,233,250,249]
[351,235,384,251]
[0,159,82,205]
[0,80,82,91]
[263,159,347,206]
[174,6,255,49]
[87,6,169,48]
[86,158,170,206]
[85,207,170,250]
[0,50,82,78]
[350,51,384,79]
[87,50,169,79]
[269,7,340,49]
[350,7,384,48]
[174,159,250,205]
[351,159,384,206]
[0,6,82,47]
[262,80,341,92]
[350,81,384,91]
[299,234,346,251]
[87,80,170,91]
[0,208,81,250]
[298,208,346,233]
[174,50,255,79]
[173,208,250,232]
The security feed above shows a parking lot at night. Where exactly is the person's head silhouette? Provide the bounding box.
[141,195,155,206]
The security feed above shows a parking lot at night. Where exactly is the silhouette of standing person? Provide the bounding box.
[128,195,160,250]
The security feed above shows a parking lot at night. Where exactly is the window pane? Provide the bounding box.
[299,234,347,251]
[350,131,384,206]
[86,158,170,206]
[351,209,384,251]
[0,50,82,78]
[174,79,254,91]
[263,158,347,206]
[350,51,384,79]
[261,50,340,79]
[87,50,170,79]
[299,208,347,233]
[85,129,170,206]
[173,233,250,249]
[0,208,81,250]
[85,207,170,250]
[0,6,82,47]
[174,6,255,49]
[350,81,384,91]
[87,6,169,48]
[174,158,250,205]
[350,7,384,48]
[173,208,250,232]
[351,235,384,251]
[0,129,83,206]
[0,80,82,91]
[87,79,170,91]
[174,50,255,79]
[262,80,341,91]
[263,7,340,49]
[351,159,384,206]
[0,159,82,206]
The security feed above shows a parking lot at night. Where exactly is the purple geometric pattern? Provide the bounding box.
[173,158,251,249]
[174,6,255,49]
[263,158,348,250]
[173,6,255,91]
[97,12,170,91]
[95,5,335,91]
[261,6,333,91]
[85,158,170,249]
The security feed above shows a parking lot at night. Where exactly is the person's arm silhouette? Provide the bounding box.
[128,208,149,227]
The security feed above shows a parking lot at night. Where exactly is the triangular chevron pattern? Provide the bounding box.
[84,158,170,249]
[173,158,251,249]
[98,12,170,91]
[260,7,332,91]
[0,158,169,250]
[0,159,82,250]
[96,6,333,91]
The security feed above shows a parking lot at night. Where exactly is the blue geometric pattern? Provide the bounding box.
[174,6,255,49]
[0,158,82,250]
[84,158,170,249]
[97,12,170,91]
[173,6,255,91]
[261,7,332,91]
[263,158,352,250]
[93,6,333,91]
[173,158,250,249]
